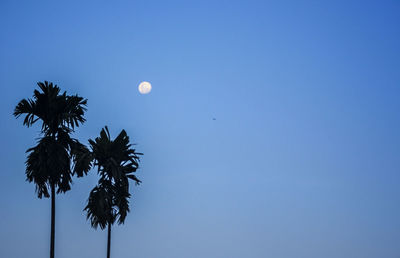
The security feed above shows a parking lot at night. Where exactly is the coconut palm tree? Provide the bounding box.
[14,81,92,258]
[85,126,141,258]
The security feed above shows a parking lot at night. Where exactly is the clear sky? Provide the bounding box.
[1,1,399,257]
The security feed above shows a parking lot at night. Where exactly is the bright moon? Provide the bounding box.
[138,81,152,94]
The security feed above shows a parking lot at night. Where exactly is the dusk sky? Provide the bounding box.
[1,1,400,257]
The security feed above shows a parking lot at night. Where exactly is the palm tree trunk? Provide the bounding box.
[107,223,111,258]
[50,184,55,258]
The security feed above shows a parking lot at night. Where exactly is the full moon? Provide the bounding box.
[138,81,152,94]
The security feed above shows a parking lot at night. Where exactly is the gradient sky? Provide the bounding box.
[1,1,400,257]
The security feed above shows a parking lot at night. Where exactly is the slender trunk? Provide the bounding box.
[50,184,55,258]
[107,223,111,258]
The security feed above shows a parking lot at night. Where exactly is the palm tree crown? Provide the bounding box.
[14,81,91,197]
[85,126,142,229]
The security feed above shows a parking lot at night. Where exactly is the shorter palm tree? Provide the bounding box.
[85,126,141,258]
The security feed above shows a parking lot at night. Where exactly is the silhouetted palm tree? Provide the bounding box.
[14,81,91,258]
[85,126,141,258]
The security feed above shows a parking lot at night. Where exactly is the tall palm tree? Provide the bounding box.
[14,81,92,258]
[85,126,141,258]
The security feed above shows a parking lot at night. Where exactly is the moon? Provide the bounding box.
[138,81,152,94]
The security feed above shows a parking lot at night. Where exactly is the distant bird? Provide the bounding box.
[212,118,216,121]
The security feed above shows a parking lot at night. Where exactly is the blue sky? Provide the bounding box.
[1,1,399,257]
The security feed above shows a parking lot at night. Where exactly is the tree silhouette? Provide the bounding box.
[14,81,91,258]
[85,126,141,258]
